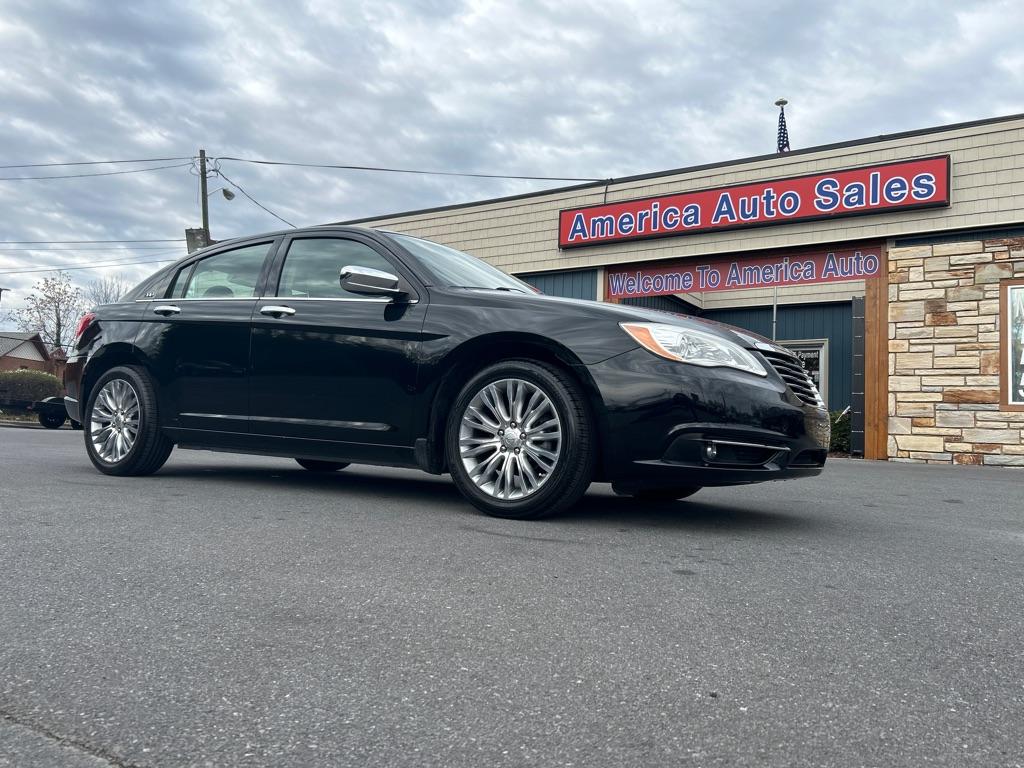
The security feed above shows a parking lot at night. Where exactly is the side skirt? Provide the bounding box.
[163,427,419,469]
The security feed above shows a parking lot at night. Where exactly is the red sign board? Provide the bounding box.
[560,156,950,248]
[605,243,883,300]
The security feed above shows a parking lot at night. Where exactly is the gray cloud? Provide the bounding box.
[0,0,1020,316]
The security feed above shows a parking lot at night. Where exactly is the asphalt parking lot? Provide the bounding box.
[1,427,1022,767]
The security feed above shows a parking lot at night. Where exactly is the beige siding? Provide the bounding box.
[356,118,1024,277]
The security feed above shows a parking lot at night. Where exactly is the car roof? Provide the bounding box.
[187,224,385,259]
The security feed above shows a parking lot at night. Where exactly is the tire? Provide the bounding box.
[70,420,83,430]
[38,412,66,429]
[84,365,173,476]
[615,485,701,502]
[295,458,350,472]
[445,359,595,519]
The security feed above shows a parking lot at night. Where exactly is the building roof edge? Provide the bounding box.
[333,112,1024,225]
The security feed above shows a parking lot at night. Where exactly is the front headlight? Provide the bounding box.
[620,322,768,377]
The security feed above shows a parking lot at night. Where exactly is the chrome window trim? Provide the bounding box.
[267,296,392,304]
[134,296,417,304]
[135,297,258,302]
[276,296,420,304]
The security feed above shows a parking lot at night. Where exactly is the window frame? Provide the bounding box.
[268,233,421,302]
[160,239,281,301]
[1000,278,1024,412]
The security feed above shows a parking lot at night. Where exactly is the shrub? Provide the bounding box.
[829,409,852,454]
[0,370,63,403]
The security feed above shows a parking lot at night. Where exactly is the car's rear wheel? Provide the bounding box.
[84,365,173,476]
[295,458,350,472]
[446,360,595,519]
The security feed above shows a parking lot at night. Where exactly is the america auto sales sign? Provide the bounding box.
[558,156,951,249]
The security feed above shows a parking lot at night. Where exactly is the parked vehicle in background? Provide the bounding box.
[30,396,80,429]
[64,226,828,519]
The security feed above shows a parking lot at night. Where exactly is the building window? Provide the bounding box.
[1002,278,1024,411]
[779,338,829,407]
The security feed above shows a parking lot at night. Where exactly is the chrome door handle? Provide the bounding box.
[152,305,181,316]
[260,305,296,317]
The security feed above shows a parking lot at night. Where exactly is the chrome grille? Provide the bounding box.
[761,349,824,408]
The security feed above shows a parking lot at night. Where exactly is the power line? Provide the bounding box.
[0,250,183,270]
[0,161,193,181]
[216,156,603,182]
[0,246,183,252]
[0,239,185,244]
[215,169,296,228]
[0,153,604,182]
[0,156,193,169]
[0,255,182,276]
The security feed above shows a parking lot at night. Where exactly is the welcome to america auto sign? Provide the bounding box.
[559,156,951,249]
[605,244,883,300]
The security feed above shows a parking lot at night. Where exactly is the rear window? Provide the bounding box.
[171,243,272,299]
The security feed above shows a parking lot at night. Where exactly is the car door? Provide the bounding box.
[134,240,278,434]
[248,233,427,450]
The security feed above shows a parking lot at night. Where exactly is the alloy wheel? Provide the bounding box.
[458,378,562,500]
[89,378,140,463]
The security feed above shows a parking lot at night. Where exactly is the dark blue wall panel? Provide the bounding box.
[702,302,853,411]
[518,269,597,300]
[621,295,700,315]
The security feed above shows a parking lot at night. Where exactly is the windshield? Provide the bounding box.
[385,232,535,293]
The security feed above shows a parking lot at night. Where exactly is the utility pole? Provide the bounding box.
[0,287,9,309]
[199,148,210,242]
[186,149,213,253]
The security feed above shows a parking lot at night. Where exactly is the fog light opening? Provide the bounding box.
[703,442,718,461]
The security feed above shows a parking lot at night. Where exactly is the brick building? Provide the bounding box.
[0,331,52,373]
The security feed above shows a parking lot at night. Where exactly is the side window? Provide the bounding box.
[174,243,272,299]
[277,238,396,299]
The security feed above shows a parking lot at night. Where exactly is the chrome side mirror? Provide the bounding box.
[339,265,404,297]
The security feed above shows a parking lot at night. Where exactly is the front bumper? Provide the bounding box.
[586,349,830,487]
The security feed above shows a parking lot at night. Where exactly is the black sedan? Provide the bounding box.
[64,226,829,519]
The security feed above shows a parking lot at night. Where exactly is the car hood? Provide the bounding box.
[518,292,783,352]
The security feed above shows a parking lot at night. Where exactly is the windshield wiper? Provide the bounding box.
[449,285,527,293]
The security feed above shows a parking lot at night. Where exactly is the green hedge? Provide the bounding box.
[829,410,852,454]
[0,370,62,403]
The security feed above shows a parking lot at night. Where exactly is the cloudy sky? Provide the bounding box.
[1,0,1021,320]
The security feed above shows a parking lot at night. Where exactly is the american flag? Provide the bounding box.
[777,105,791,153]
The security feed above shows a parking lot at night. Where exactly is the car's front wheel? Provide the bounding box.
[84,365,173,476]
[446,360,595,519]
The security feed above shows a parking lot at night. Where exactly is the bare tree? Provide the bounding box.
[7,272,86,353]
[83,274,133,307]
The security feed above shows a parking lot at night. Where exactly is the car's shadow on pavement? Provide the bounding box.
[562,496,817,533]
[154,462,816,533]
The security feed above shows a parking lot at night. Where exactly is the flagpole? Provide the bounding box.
[773,98,789,339]
[775,98,790,154]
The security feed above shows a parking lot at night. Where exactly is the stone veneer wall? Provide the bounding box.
[888,237,1024,465]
